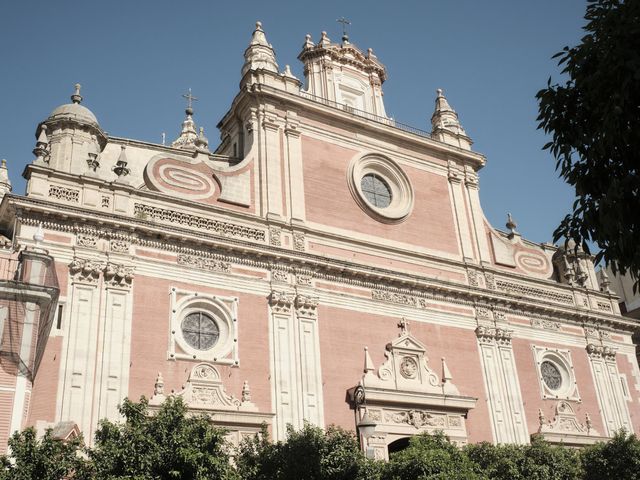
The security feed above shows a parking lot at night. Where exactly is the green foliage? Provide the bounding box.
[235,422,378,480]
[87,396,238,480]
[0,427,86,480]
[466,436,582,480]
[3,401,640,480]
[381,432,485,480]
[536,0,640,286]
[580,431,640,480]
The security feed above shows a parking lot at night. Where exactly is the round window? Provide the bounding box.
[540,360,563,390]
[181,312,220,351]
[360,173,392,208]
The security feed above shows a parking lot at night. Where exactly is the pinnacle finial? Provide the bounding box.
[256,21,262,30]
[182,88,197,116]
[506,213,518,235]
[397,317,409,335]
[436,88,444,97]
[71,83,82,104]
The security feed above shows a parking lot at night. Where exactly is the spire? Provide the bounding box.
[242,21,279,77]
[506,213,519,239]
[430,89,472,149]
[441,357,459,395]
[431,89,466,135]
[172,89,199,150]
[0,160,11,199]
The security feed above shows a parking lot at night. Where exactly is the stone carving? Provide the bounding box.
[177,253,231,273]
[293,232,305,251]
[385,410,446,429]
[110,239,131,253]
[49,185,79,203]
[538,401,599,436]
[101,196,110,208]
[494,311,507,321]
[103,262,134,289]
[467,270,479,287]
[475,306,492,319]
[531,318,561,330]
[596,301,612,312]
[269,291,296,315]
[269,226,282,247]
[475,326,513,346]
[69,258,105,284]
[133,203,266,241]
[372,289,417,307]
[295,273,313,286]
[495,279,574,305]
[552,240,591,287]
[586,343,617,361]
[295,294,319,317]
[271,269,289,283]
[150,363,259,413]
[484,272,496,290]
[400,356,418,379]
[76,234,97,248]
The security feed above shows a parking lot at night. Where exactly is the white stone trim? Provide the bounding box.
[168,287,239,366]
[532,346,580,402]
[347,153,414,223]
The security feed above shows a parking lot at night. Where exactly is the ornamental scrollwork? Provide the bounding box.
[69,258,105,284]
[103,262,135,289]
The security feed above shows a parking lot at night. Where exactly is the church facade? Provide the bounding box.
[0,22,638,460]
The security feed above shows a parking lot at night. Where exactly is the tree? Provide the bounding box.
[536,0,640,285]
[580,431,640,480]
[0,427,87,480]
[86,396,238,480]
[235,422,378,480]
[466,436,582,480]
[380,432,485,480]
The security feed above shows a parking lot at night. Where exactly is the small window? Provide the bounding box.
[55,304,64,330]
[360,173,392,208]
[181,312,220,351]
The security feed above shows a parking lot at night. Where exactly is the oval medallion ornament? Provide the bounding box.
[400,356,418,379]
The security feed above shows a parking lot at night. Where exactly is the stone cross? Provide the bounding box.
[182,88,198,110]
[397,317,409,335]
[337,17,351,38]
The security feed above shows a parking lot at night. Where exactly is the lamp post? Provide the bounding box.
[357,409,378,459]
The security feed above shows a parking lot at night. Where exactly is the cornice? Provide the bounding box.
[5,195,637,332]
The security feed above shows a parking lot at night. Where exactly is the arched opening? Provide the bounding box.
[387,436,411,456]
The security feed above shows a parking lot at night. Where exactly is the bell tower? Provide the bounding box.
[297,29,387,117]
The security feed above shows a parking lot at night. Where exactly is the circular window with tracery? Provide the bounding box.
[181,312,220,351]
[348,154,414,223]
[361,173,392,208]
[540,360,562,390]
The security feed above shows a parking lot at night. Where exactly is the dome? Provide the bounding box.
[48,102,99,126]
[46,83,100,127]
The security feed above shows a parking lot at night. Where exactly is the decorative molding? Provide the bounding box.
[475,326,513,346]
[484,272,496,290]
[110,239,130,253]
[586,343,617,361]
[532,346,580,401]
[268,291,296,315]
[495,279,574,305]
[177,253,231,273]
[293,232,305,252]
[531,318,561,331]
[271,269,289,283]
[133,203,266,241]
[68,258,104,284]
[49,185,79,203]
[295,294,319,317]
[536,401,606,446]
[269,226,282,247]
[467,270,479,287]
[76,234,98,248]
[103,263,134,289]
[295,273,313,286]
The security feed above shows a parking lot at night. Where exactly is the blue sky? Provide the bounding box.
[0,1,587,245]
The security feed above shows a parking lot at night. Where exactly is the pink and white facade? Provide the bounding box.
[0,22,638,459]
